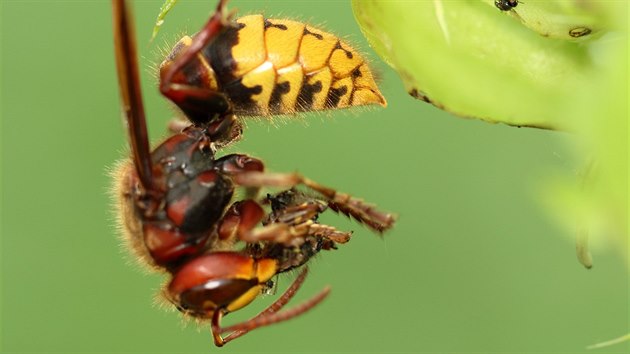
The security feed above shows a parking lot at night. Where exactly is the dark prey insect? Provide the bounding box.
[111,0,395,347]
[495,0,519,11]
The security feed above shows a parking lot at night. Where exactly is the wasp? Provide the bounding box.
[112,0,394,347]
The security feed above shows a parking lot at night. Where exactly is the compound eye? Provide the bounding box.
[179,278,259,315]
[168,253,279,317]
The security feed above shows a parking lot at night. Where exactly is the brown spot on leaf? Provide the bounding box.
[569,27,592,38]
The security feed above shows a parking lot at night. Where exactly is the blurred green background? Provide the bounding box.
[1,0,627,353]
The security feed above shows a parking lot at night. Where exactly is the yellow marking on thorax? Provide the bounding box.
[329,41,363,79]
[276,63,304,113]
[241,61,276,115]
[232,15,266,77]
[265,19,304,69]
[306,67,333,110]
[298,26,338,73]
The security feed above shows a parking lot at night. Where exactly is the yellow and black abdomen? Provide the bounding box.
[163,15,386,117]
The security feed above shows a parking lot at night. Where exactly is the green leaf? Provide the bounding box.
[354,0,627,272]
[351,0,611,130]
[480,0,606,41]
